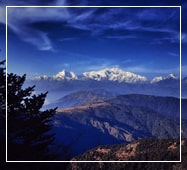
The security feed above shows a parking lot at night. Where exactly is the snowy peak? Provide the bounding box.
[151,74,178,84]
[36,67,148,83]
[83,68,147,83]
[33,68,179,84]
[53,70,78,80]
[166,74,177,80]
[151,76,164,84]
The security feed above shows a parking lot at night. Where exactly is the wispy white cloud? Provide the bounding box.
[68,7,180,44]
[60,63,70,69]
[121,59,134,64]
[72,9,96,22]
[55,0,66,6]
[0,5,6,24]
[168,52,179,57]
[105,35,137,40]
[182,33,187,43]
[150,34,180,44]
[124,65,180,75]
[85,64,120,72]
[182,65,187,76]
[59,53,119,73]
[59,37,78,42]
[1,3,183,51]
[8,22,54,51]
[29,33,54,51]
[4,1,69,51]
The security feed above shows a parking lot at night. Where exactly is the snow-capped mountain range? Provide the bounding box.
[82,68,147,83]
[151,74,178,84]
[53,70,78,80]
[34,67,178,84]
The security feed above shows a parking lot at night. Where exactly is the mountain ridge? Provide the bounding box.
[151,74,178,83]
[32,67,181,84]
[51,92,187,119]
[82,68,147,83]
[53,97,187,157]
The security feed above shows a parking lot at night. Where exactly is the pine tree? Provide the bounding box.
[0,60,6,162]
[7,73,57,161]
[0,60,6,111]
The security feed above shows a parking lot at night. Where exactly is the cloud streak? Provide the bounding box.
[68,7,181,45]
[1,4,181,51]
[124,65,180,76]
[168,52,179,57]
[3,1,69,51]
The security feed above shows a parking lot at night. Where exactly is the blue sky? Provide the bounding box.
[0,0,187,79]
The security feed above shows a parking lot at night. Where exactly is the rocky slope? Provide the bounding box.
[53,96,187,158]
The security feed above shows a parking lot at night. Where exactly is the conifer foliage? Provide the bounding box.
[6,70,57,160]
[0,60,6,162]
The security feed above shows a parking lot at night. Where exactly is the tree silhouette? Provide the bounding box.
[7,72,57,161]
[0,60,6,162]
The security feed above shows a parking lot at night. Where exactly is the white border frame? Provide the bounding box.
[6,6,182,163]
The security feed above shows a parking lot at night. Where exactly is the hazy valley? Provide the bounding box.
[25,68,187,160]
[26,68,187,106]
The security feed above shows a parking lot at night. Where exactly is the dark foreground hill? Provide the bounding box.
[3,139,187,170]
[67,138,187,170]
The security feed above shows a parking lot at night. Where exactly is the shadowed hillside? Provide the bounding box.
[67,138,187,170]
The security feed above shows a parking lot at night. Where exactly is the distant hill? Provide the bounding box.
[53,96,187,158]
[105,94,187,119]
[47,89,115,109]
[50,92,187,119]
